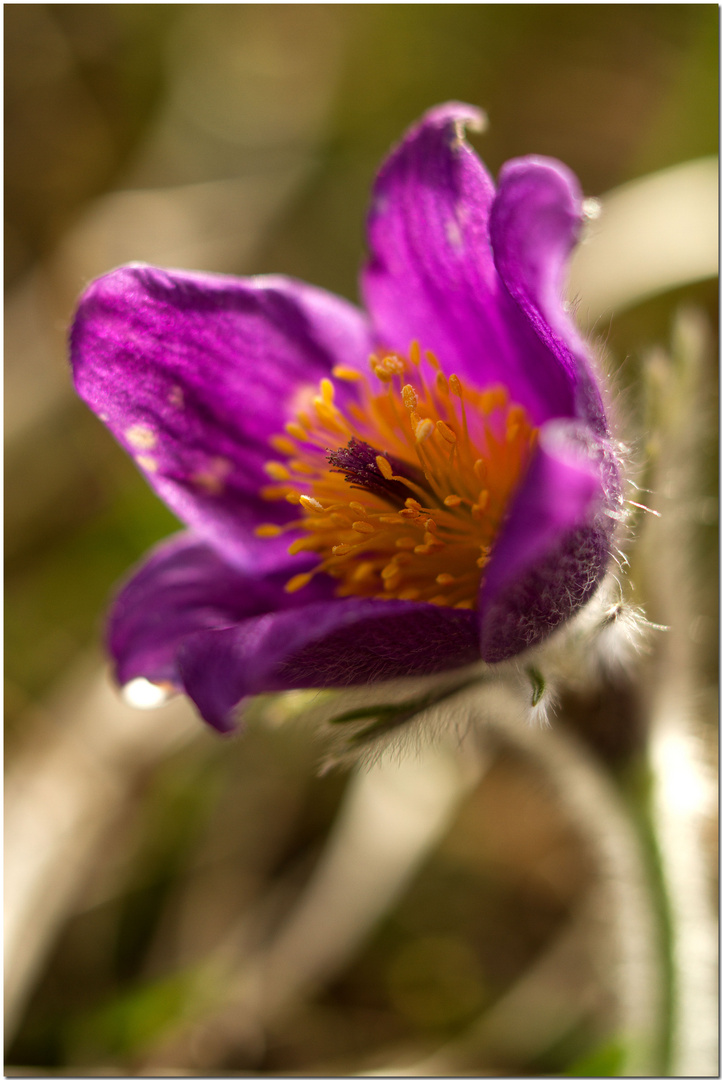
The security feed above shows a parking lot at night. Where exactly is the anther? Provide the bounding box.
[381,563,402,580]
[254,524,283,537]
[264,461,291,480]
[436,420,457,444]
[332,543,352,555]
[444,494,462,507]
[288,538,315,554]
[270,435,297,455]
[352,520,375,534]
[320,378,335,404]
[436,573,455,586]
[375,455,394,479]
[449,374,463,396]
[332,365,362,381]
[402,385,418,410]
[481,386,508,411]
[371,354,405,382]
[352,561,376,582]
[286,422,308,440]
[415,418,434,442]
[285,572,313,593]
[300,495,325,513]
[313,400,345,429]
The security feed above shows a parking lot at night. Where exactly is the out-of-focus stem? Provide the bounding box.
[4,652,199,1038]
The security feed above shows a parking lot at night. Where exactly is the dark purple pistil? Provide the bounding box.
[327,437,428,507]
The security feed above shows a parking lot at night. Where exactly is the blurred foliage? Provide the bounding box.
[5,4,718,1075]
[5,5,180,282]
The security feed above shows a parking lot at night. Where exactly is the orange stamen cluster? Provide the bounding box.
[256,343,537,610]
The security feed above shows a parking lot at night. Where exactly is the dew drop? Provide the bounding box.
[122,678,172,709]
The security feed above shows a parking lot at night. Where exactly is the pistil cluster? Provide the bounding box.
[257,344,537,610]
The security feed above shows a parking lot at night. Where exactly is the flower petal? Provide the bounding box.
[490,157,607,431]
[177,599,479,733]
[71,264,373,565]
[108,531,335,691]
[479,422,621,662]
[361,103,579,425]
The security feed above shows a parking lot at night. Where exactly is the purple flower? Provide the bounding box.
[70,103,621,734]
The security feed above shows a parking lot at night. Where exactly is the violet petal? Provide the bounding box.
[490,157,608,432]
[361,102,579,426]
[479,422,620,661]
[108,531,335,691]
[70,264,372,566]
[177,599,479,732]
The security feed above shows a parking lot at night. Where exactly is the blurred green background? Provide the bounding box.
[5,5,718,1075]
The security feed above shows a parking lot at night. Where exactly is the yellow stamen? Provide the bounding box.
[259,345,537,609]
[300,495,324,513]
[381,563,402,580]
[376,455,394,479]
[332,364,363,381]
[263,460,291,481]
[402,384,418,410]
[287,537,315,555]
[270,435,297,456]
[436,420,457,444]
[320,378,335,404]
[414,418,435,442]
[285,572,313,594]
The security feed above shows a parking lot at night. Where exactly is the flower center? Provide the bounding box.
[257,343,537,609]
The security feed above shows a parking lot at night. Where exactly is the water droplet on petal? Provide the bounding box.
[122,677,172,709]
[582,197,602,221]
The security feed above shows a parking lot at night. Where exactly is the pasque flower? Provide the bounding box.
[70,103,622,733]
